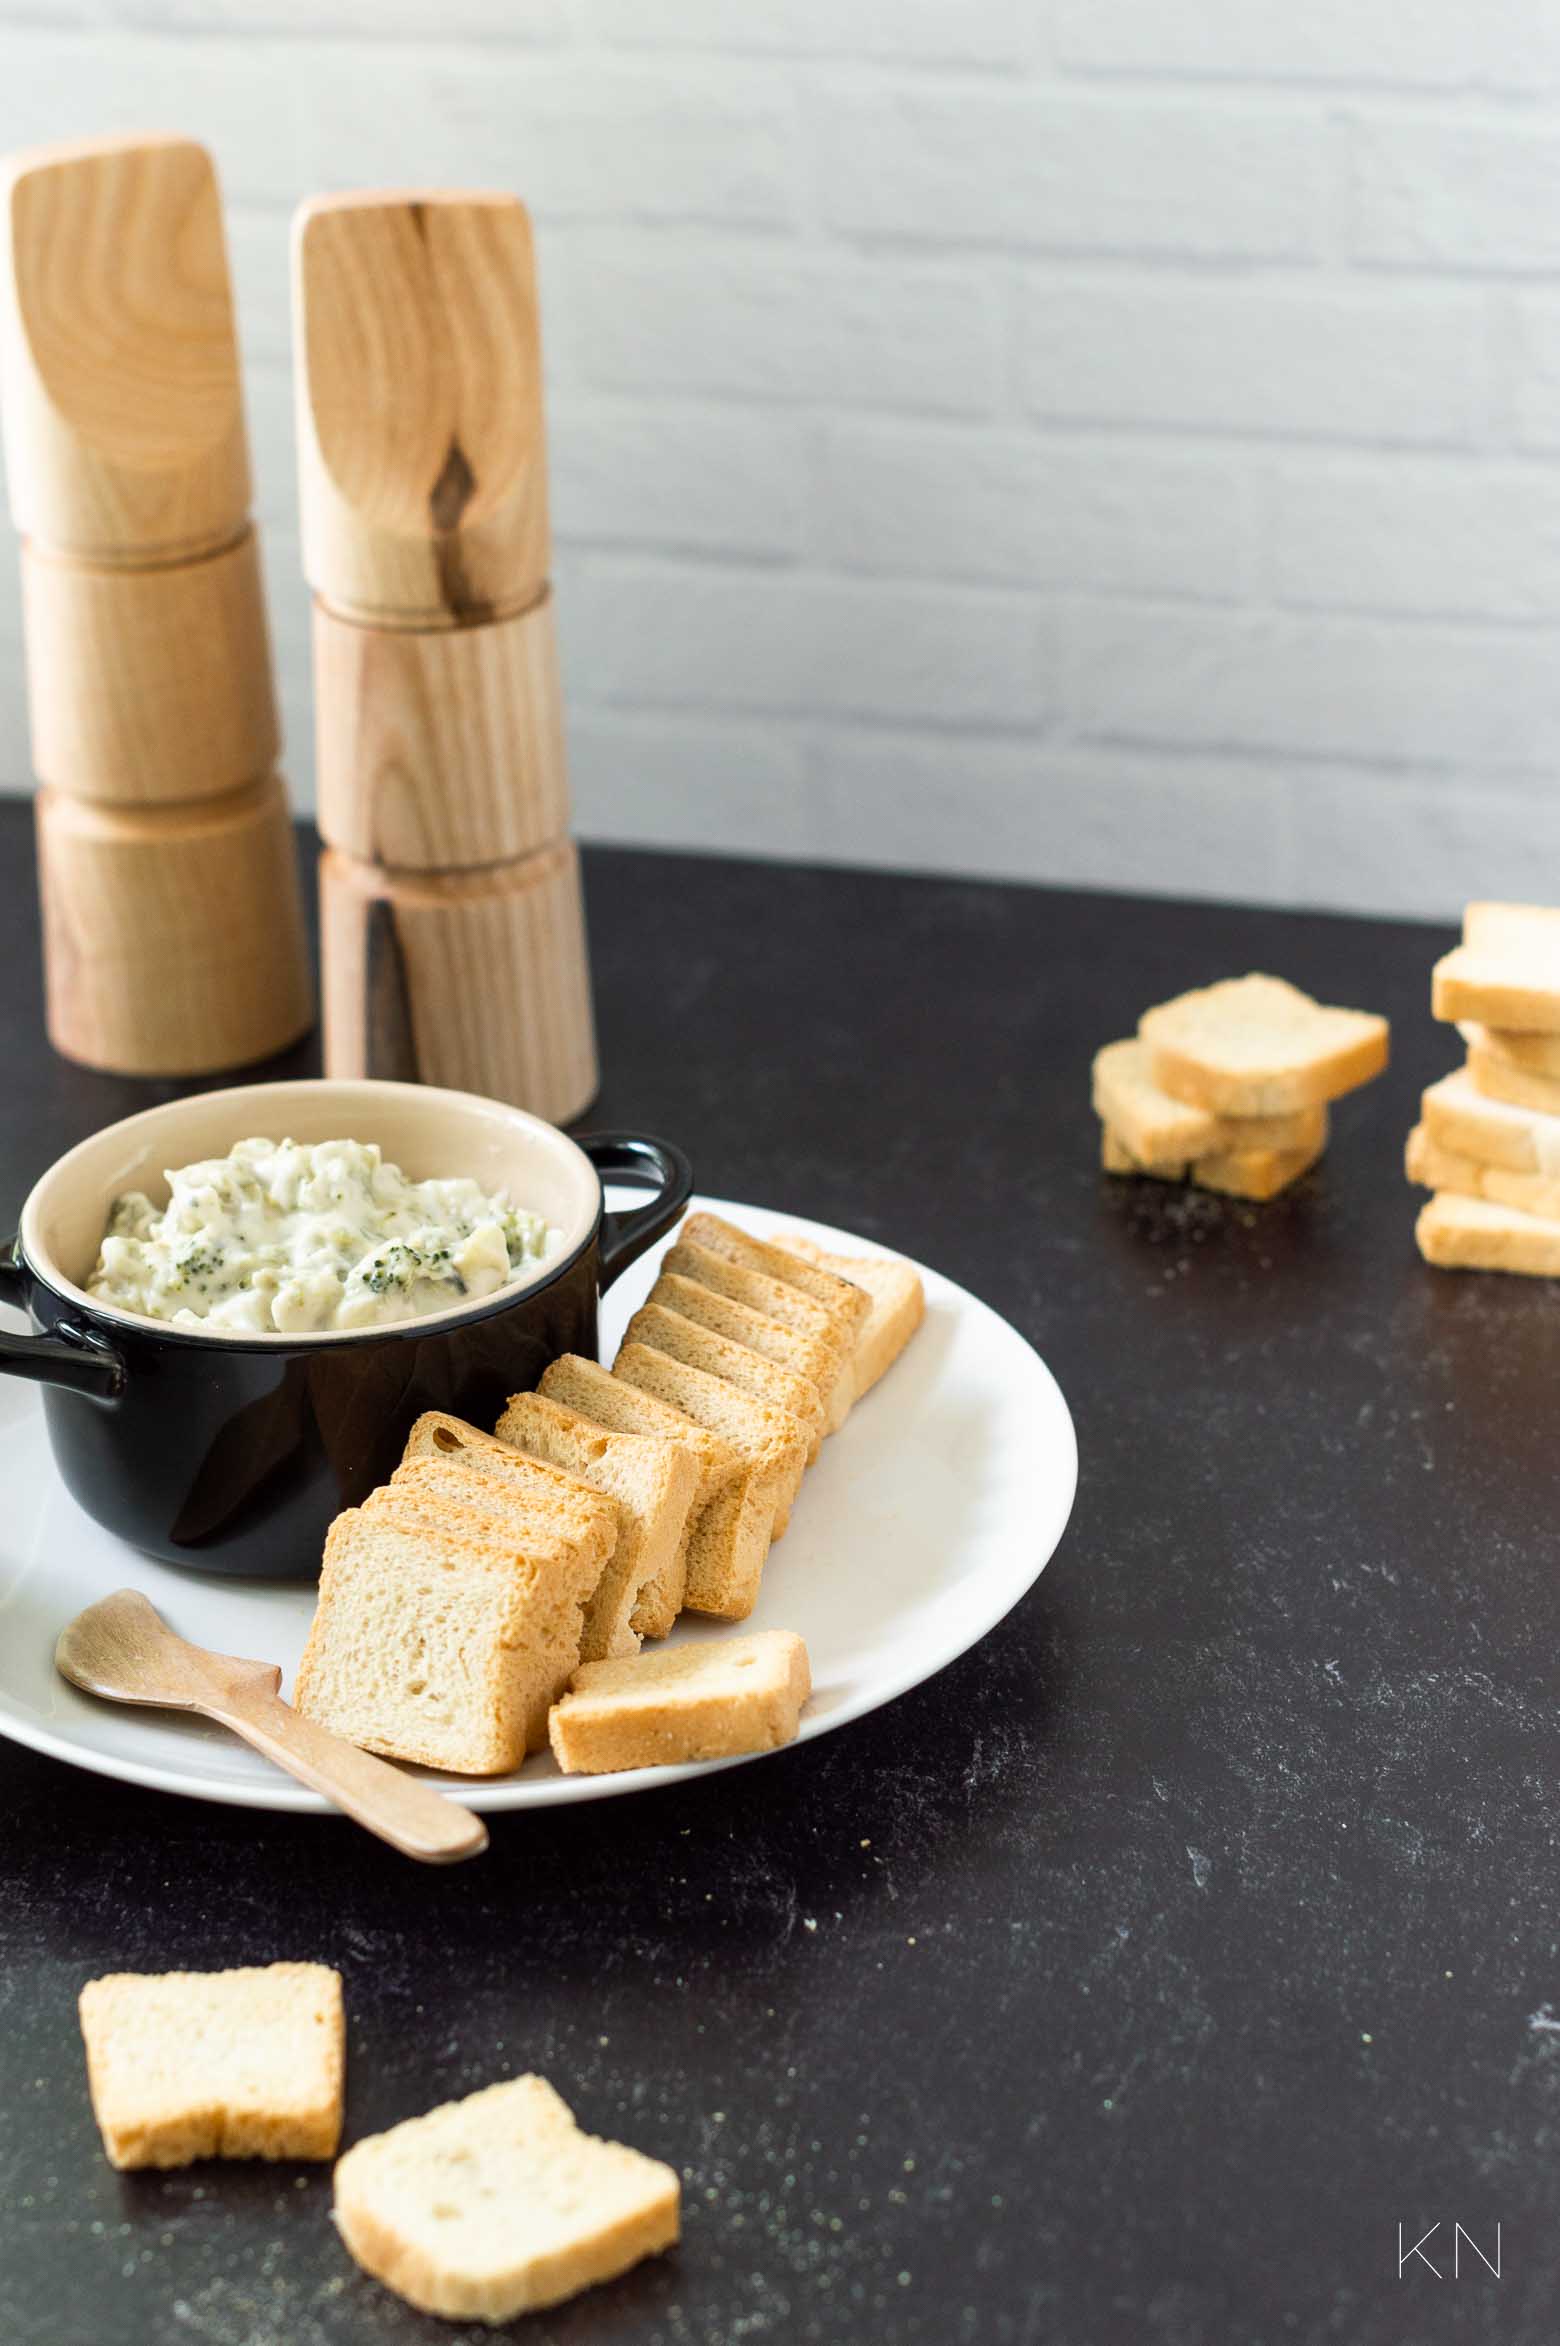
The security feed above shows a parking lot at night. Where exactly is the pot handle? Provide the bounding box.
[0,1236,125,1403]
[580,1134,694,1290]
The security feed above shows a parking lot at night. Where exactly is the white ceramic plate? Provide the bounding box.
[0,1197,1076,1815]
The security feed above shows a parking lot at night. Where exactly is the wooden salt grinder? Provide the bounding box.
[295,190,596,1124]
[0,133,311,1075]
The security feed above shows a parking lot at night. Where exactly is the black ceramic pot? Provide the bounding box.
[0,1079,691,1578]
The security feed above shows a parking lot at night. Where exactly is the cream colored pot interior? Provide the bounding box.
[19,1078,601,1344]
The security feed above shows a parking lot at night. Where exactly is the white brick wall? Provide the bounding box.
[0,1,1557,921]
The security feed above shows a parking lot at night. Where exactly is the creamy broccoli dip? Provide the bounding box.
[86,1137,559,1335]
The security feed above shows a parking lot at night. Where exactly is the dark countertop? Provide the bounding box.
[1,807,1552,2346]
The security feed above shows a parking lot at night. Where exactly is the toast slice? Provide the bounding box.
[537,1356,768,1623]
[392,1435,618,1567]
[372,1475,601,1660]
[608,1341,805,1619]
[1434,949,1560,1033]
[1420,1066,1560,1176]
[1458,1019,1560,1080]
[294,1504,594,1770]
[549,1631,812,1775]
[782,1236,926,1406]
[333,2075,679,2323]
[495,1391,700,1647]
[1434,905,1560,1033]
[1405,1122,1560,1220]
[1466,1041,1560,1119]
[613,1340,810,1535]
[652,1267,848,1407]
[1101,1126,1187,1179]
[663,1238,857,1430]
[1092,1037,1326,1165]
[1102,1122,1322,1201]
[79,1963,344,2171]
[1415,1189,1560,1277]
[1139,973,1388,1115]
[402,1413,619,1544]
[624,1300,824,1461]
[678,1213,871,1341]
[1464,900,1560,952]
[396,1416,623,1657]
[1193,1134,1324,1201]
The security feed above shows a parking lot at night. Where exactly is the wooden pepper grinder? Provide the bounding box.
[0,133,313,1077]
[294,190,597,1125]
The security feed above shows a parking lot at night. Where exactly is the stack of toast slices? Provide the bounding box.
[1095,972,1390,1202]
[1411,902,1560,1276]
[292,1212,925,1777]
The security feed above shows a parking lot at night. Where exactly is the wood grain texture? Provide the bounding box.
[294,191,549,626]
[36,777,313,1076]
[320,839,597,1122]
[22,528,279,804]
[313,588,567,869]
[0,134,249,561]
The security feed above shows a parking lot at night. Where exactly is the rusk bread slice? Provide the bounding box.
[391,1440,618,1572]
[371,1476,601,1672]
[333,2075,679,2323]
[1405,1122,1560,1220]
[549,1631,812,1775]
[1464,900,1560,951]
[1415,1190,1560,1278]
[1465,1042,1560,1119]
[79,1963,344,2170]
[1433,949,1560,1033]
[537,1355,737,1502]
[1433,905,1560,1033]
[1139,973,1388,1114]
[1193,1134,1324,1201]
[650,1269,849,1429]
[1420,1066,1560,1177]
[1458,1019,1560,1080]
[1102,1123,1322,1201]
[376,1463,612,1680]
[783,1236,926,1405]
[613,1340,809,1535]
[1092,1037,1327,1164]
[1101,1126,1185,1179]
[678,1213,870,1340]
[369,1480,600,1609]
[401,1413,620,1552]
[294,1504,594,1770]
[605,1344,801,1619]
[537,1355,767,1624]
[495,1391,700,1646]
[624,1299,824,1460]
[395,1418,623,1657]
[664,1238,856,1431]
